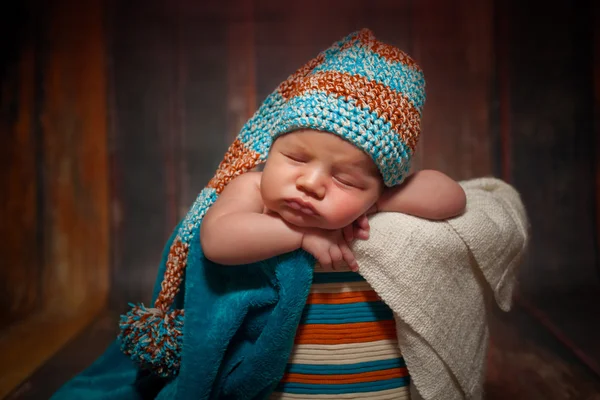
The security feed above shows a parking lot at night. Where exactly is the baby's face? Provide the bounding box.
[260,129,383,230]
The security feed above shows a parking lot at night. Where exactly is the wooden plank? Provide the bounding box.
[494,0,513,181]
[0,0,109,395]
[170,5,231,222]
[162,2,186,231]
[518,295,600,376]
[6,310,119,400]
[175,6,229,208]
[507,0,598,296]
[108,1,176,307]
[108,2,231,308]
[226,0,257,143]
[0,308,102,399]
[0,28,40,329]
[504,0,600,372]
[40,0,109,314]
[486,304,600,399]
[105,0,122,309]
[595,0,600,283]
[411,0,494,180]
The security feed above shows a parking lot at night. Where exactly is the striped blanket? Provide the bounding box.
[271,265,410,399]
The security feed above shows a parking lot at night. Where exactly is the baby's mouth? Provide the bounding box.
[285,199,318,216]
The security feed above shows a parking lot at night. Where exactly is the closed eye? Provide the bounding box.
[334,176,359,188]
[283,153,307,163]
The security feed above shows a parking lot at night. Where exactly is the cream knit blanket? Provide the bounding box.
[353,177,529,400]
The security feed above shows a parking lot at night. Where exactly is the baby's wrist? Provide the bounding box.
[287,222,311,250]
[299,227,315,244]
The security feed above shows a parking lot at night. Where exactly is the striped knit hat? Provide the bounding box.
[118,29,426,377]
[215,28,426,188]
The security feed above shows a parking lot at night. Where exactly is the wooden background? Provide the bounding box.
[0,0,109,394]
[1,0,598,396]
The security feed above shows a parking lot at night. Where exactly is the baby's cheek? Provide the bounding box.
[324,196,368,228]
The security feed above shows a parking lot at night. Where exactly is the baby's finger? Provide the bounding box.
[354,227,369,240]
[330,245,344,271]
[318,253,333,272]
[343,224,354,242]
[357,214,370,231]
[339,242,359,272]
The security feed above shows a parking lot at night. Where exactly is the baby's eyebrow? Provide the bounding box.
[334,162,370,175]
[336,160,380,179]
[280,139,308,152]
[338,157,374,169]
[337,162,362,170]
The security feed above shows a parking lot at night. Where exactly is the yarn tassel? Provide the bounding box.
[118,239,188,377]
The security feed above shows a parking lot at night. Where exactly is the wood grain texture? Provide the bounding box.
[108,1,230,309]
[508,0,597,294]
[226,0,257,143]
[494,0,513,181]
[0,32,40,329]
[595,0,600,282]
[0,309,100,399]
[486,305,600,400]
[0,0,109,395]
[411,0,494,179]
[107,0,175,308]
[6,309,121,400]
[504,0,600,373]
[41,0,109,314]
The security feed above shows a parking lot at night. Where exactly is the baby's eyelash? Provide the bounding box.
[284,153,306,163]
[334,176,357,188]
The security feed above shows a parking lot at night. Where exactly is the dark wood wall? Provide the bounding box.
[0,0,109,396]
[503,0,600,373]
[1,0,598,395]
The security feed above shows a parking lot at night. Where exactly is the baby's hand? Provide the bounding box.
[342,214,371,243]
[301,229,359,272]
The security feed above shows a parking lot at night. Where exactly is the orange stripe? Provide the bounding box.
[295,332,396,345]
[277,31,363,98]
[283,70,421,152]
[296,320,396,336]
[278,29,421,101]
[295,321,397,345]
[306,291,382,304]
[282,367,409,384]
[353,29,421,69]
[207,139,262,194]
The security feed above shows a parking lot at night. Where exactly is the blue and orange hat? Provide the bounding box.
[215,28,426,190]
[118,29,426,378]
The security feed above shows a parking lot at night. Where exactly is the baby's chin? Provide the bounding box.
[276,208,344,230]
[277,210,321,229]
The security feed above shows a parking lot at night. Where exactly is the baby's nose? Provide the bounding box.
[296,170,326,199]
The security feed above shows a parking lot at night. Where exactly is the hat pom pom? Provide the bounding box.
[118,303,184,378]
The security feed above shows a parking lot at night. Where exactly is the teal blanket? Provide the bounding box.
[52,223,315,399]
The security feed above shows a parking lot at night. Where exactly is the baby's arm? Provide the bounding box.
[376,169,466,220]
[200,172,304,265]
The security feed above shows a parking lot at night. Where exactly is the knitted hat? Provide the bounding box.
[218,28,425,188]
[119,28,425,377]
